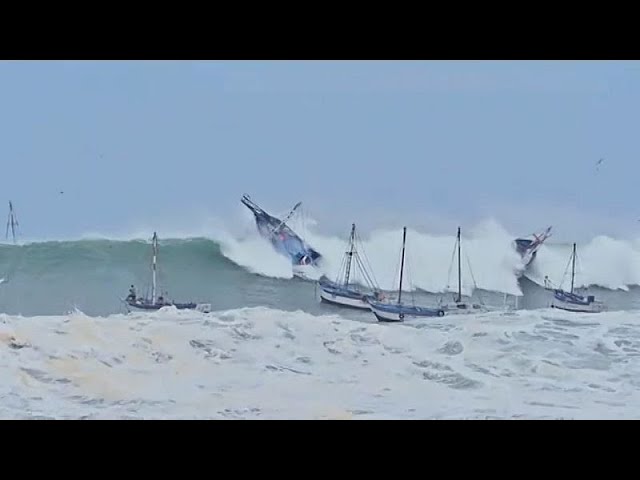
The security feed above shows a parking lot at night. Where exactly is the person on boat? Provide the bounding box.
[158,295,165,305]
[126,285,136,301]
[299,255,311,266]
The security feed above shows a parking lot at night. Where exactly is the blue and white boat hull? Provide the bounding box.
[368,300,445,322]
[319,286,371,310]
[550,290,604,313]
[241,194,322,273]
[126,299,211,313]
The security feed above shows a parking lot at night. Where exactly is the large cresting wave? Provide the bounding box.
[2,217,640,317]
[213,217,640,295]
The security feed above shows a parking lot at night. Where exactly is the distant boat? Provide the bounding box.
[124,232,211,313]
[5,201,18,244]
[368,227,445,322]
[514,226,552,268]
[544,243,604,313]
[318,223,383,310]
[241,194,322,279]
[438,227,487,314]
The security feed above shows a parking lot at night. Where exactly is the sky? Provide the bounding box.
[1,60,639,242]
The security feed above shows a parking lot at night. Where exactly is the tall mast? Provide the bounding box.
[570,242,576,294]
[344,223,356,286]
[6,201,18,244]
[398,227,407,305]
[456,226,462,303]
[152,232,158,304]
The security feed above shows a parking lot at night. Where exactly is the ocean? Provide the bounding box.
[2,222,640,419]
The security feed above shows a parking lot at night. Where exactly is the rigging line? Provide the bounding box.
[401,240,416,307]
[574,247,585,292]
[465,253,485,306]
[393,241,403,303]
[355,254,375,290]
[353,254,374,290]
[355,231,380,289]
[335,226,353,285]
[446,237,458,290]
[358,230,381,289]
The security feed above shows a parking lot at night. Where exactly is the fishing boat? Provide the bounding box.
[368,227,445,322]
[5,201,18,244]
[438,227,487,314]
[544,243,604,313]
[124,232,211,313]
[514,226,552,268]
[318,223,383,310]
[241,194,322,279]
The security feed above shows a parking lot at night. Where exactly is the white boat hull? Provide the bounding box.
[369,303,445,322]
[125,301,212,314]
[319,288,370,310]
[551,299,604,313]
[369,305,404,322]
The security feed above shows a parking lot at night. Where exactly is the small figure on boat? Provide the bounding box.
[126,285,136,302]
[123,232,211,313]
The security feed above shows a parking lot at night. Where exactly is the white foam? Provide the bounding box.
[1,307,639,419]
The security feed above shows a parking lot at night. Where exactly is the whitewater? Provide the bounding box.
[2,306,640,419]
[3,218,640,418]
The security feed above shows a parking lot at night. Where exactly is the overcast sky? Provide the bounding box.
[1,60,638,242]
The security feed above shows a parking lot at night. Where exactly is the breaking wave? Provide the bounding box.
[2,217,640,316]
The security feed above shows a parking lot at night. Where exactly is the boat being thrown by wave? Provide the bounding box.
[241,194,322,280]
[514,226,552,269]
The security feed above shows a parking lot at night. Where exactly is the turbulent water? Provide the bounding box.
[2,307,640,419]
[2,222,640,419]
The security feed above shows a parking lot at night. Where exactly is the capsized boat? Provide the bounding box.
[514,226,552,268]
[124,232,211,313]
[438,227,488,314]
[241,194,322,279]
[318,223,383,310]
[544,243,604,313]
[368,227,445,322]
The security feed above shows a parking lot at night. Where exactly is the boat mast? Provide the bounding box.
[152,232,158,304]
[570,242,576,294]
[272,201,302,234]
[456,226,462,303]
[5,201,18,244]
[344,223,356,286]
[398,227,407,305]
